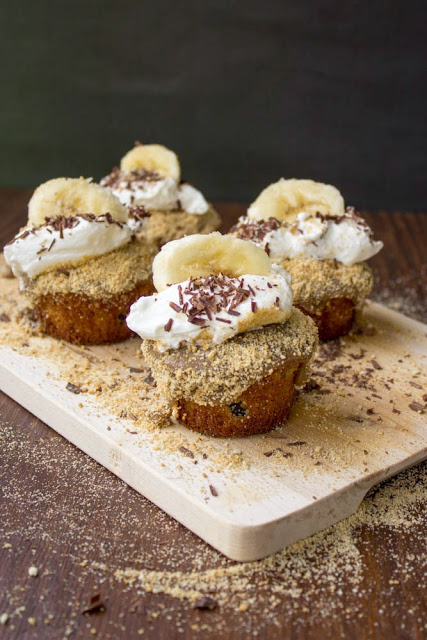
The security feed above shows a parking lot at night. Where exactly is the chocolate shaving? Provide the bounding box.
[193,596,218,610]
[66,382,82,394]
[209,484,218,497]
[143,373,156,386]
[349,349,366,360]
[409,401,425,413]
[264,447,292,458]
[169,301,182,313]
[82,593,105,615]
[164,318,173,332]
[188,317,207,326]
[0,313,10,322]
[229,217,281,243]
[302,378,321,392]
[371,359,383,370]
[100,166,161,190]
[179,446,194,458]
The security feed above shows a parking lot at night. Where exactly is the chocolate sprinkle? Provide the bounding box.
[164,318,173,332]
[209,484,218,497]
[229,217,281,243]
[179,446,194,458]
[66,382,82,394]
[409,401,425,413]
[82,593,105,615]
[193,596,218,610]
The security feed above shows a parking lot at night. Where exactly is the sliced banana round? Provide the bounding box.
[153,232,272,292]
[120,143,181,182]
[247,178,345,222]
[28,177,128,226]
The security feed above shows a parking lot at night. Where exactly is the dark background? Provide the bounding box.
[0,1,426,208]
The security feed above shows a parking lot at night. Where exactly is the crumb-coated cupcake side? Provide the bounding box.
[3,177,156,345]
[22,239,156,344]
[230,178,383,341]
[128,233,319,437]
[176,362,304,437]
[34,281,153,345]
[142,308,318,407]
[281,258,374,314]
[281,258,373,340]
[24,240,156,303]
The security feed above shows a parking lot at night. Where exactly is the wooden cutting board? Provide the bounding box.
[0,279,426,560]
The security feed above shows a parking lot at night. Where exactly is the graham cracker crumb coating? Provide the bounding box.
[35,281,154,345]
[24,239,156,302]
[177,361,303,437]
[296,297,356,341]
[281,258,373,314]
[141,206,221,247]
[142,308,318,406]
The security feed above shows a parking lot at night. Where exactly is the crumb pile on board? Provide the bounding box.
[1,255,426,637]
[0,416,425,637]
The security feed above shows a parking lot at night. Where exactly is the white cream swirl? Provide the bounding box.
[102,172,209,215]
[3,215,132,279]
[234,212,383,266]
[127,267,293,351]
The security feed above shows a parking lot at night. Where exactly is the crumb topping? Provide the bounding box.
[24,240,156,302]
[142,308,318,405]
[282,259,373,313]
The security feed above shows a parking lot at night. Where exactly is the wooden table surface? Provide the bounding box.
[0,190,426,640]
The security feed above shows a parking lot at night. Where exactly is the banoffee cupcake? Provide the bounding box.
[229,179,383,341]
[100,142,221,247]
[126,233,318,437]
[3,177,155,344]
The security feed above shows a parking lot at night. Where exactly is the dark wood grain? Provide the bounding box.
[0,192,426,640]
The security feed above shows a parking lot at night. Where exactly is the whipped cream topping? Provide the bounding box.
[101,169,209,215]
[231,210,383,266]
[127,267,293,351]
[3,214,132,279]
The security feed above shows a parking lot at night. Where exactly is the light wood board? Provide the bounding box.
[0,301,426,561]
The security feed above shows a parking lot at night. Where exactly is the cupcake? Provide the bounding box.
[229,179,383,341]
[3,177,155,344]
[127,233,318,437]
[100,142,221,247]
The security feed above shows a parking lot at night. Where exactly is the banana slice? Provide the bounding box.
[28,177,128,226]
[153,232,272,292]
[247,178,345,222]
[120,143,181,182]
